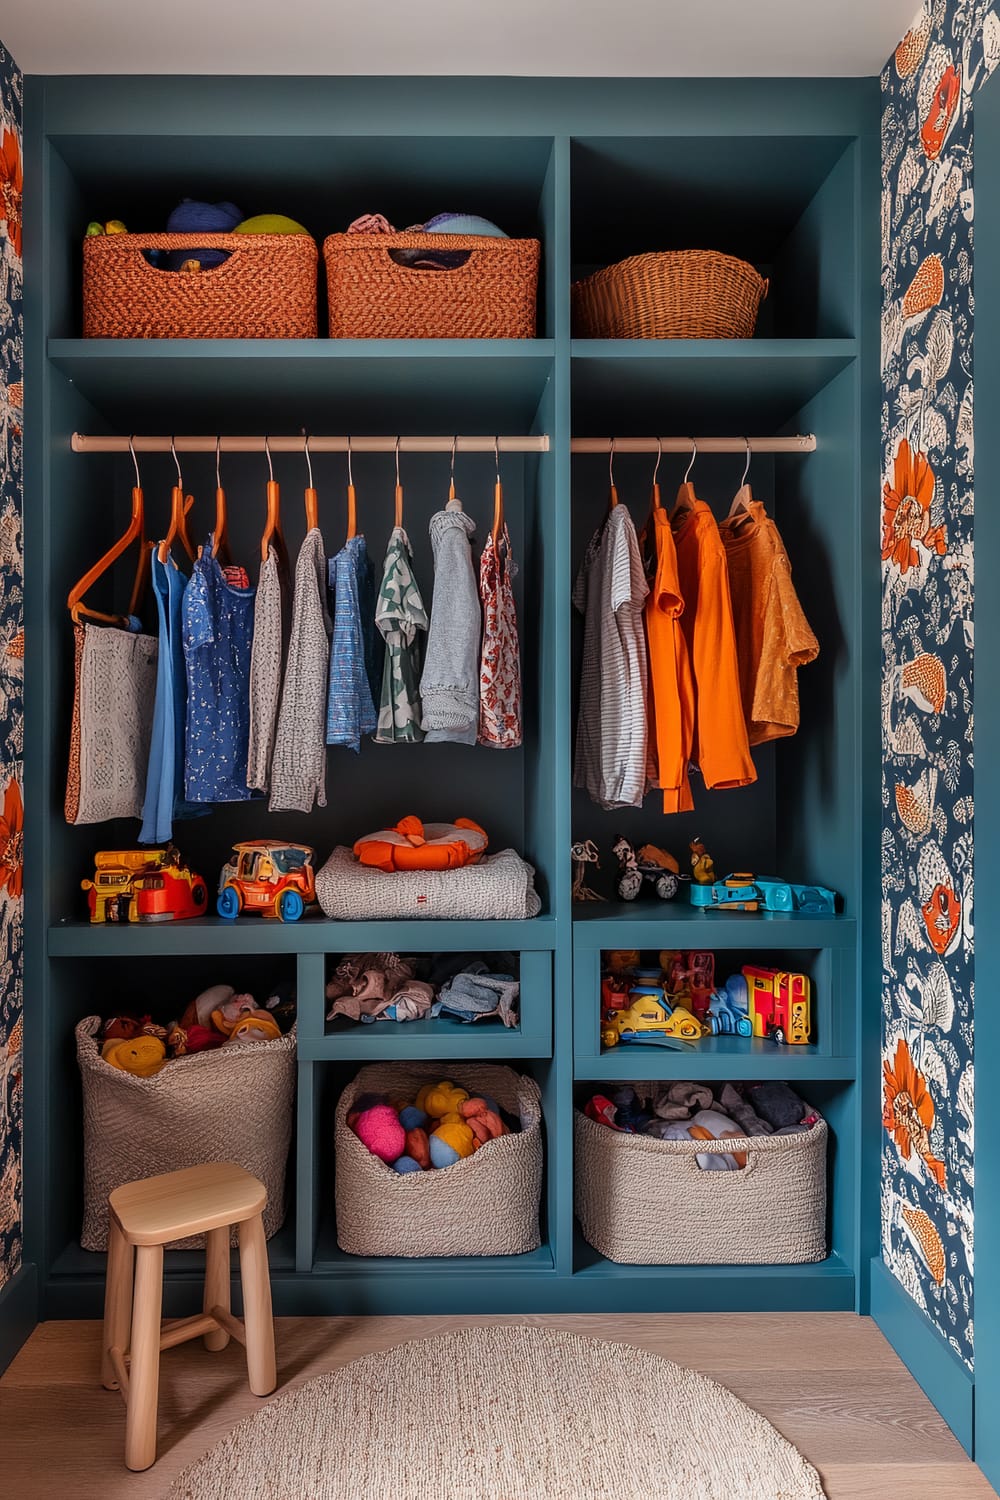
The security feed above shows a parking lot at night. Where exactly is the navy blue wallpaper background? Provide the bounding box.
[880,0,1000,1369]
[0,39,21,1291]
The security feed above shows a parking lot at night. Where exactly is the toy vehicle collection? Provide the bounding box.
[82,847,207,924]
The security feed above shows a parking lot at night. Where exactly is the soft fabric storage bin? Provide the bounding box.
[323,232,540,338]
[574,1106,827,1264]
[75,1016,296,1250]
[335,1062,542,1257]
[83,233,319,339]
[571,249,767,339]
[315,844,542,920]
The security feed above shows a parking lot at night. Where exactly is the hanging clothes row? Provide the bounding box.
[573,440,819,814]
[65,438,524,835]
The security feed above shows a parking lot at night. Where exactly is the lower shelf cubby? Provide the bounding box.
[569,1077,857,1313]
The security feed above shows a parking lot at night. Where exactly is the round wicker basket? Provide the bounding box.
[571,249,768,339]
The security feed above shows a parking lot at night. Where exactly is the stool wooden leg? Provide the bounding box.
[203,1227,232,1352]
[101,1217,133,1390]
[238,1213,276,1397]
[125,1243,163,1472]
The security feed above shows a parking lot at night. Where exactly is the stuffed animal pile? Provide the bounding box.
[97,981,296,1077]
[349,1078,518,1174]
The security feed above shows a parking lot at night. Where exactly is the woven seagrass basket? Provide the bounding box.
[324,233,540,338]
[571,249,767,339]
[83,232,319,339]
[76,1016,296,1250]
[335,1062,543,1256]
[574,1106,827,1264]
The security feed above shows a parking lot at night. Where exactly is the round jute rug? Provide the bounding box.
[167,1325,827,1500]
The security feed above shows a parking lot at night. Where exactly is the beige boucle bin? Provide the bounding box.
[76,1016,295,1251]
[574,1107,827,1265]
[335,1062,542,1257]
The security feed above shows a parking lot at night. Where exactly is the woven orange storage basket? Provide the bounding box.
[324,233,540,339]
[83,232,319,339]
[571,250,767,339]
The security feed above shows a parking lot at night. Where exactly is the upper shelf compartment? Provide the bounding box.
[570,136,857,341]
[47,133,559,341]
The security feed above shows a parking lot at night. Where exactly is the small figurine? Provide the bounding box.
[612,836,643,901]
[217,839,317,922]
[690,837,716,885]
[661,949,715,1021]
[636,843,680,900]
[742,966,811,1044]
[571,839,605,903]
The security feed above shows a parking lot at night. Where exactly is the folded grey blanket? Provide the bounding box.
[315,845,542,921]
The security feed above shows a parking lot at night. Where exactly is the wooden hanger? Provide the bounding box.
[212,436,232,565]
[260,435,289,571]
[345,434,358,538]
[394,436,404,529]
[608,437,619,510]
[491,436,506,546]
[303,434,319,532]
[158,437,195,564]
[672,438,699,521]
[68,436,152,626]
[727,439,756,524]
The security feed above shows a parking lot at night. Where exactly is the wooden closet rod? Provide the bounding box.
[71,433,550,455]
[571,435,816,454]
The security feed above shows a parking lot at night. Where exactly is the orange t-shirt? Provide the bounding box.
[642,505,695,813]
[671,494,756,791]
[720,497,819,746]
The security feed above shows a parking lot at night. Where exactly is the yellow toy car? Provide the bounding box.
[601,992,709,1048]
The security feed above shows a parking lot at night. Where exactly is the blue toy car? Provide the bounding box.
[689,873,837,914]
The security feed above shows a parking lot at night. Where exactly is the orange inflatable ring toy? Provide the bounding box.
[354,816,488,872]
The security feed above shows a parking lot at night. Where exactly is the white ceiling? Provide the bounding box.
[3,0,918,76]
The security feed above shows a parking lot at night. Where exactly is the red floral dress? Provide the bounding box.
[478,526,522,748]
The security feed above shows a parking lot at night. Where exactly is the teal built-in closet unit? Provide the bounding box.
[19,76,879,1322]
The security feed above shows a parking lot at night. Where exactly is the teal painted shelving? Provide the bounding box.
[48,916,559,957]
[573,1041,857,1082]
[20,73,876,1342]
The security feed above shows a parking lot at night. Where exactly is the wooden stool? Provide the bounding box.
[100,1161,277,1472]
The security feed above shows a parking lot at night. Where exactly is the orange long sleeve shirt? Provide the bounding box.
[643,505,695,813]
[671,495,757,791]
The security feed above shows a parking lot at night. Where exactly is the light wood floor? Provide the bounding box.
[0,1313,994,1498]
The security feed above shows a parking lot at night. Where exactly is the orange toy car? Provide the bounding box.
[217,840,317,922]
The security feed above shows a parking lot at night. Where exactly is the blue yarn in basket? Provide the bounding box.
[164,199,243,271]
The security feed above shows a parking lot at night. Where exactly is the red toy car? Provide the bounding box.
[133,858,209,923]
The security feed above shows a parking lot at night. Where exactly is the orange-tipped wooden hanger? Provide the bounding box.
[303,434,319,532]
[608,437,620,510]
[68,436,152,627]
[212,436,232,565]
[345,434,358,538]
[672,438,699,521]
[158,437,196,564]
[260,435,289,571]
[491,435,505,546]
[447,434,463,509]
[394,435,404,529]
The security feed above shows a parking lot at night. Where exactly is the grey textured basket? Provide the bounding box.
[76,1016,295,1251]
[335,1062,543,1257]
[574,1106,827,1265]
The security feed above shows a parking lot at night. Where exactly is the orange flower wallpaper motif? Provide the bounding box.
[0,123,21,262]
[881,439,947,574]
[0,777,24,901]
[883,1037,947,1189]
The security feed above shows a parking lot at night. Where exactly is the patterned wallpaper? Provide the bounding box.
[0,41,22,1292]
[880,0,998,1370]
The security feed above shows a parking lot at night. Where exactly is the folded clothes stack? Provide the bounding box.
[325,951,520,1028]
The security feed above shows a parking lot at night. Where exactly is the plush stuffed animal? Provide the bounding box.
[429,1117,476,1168]
[353,1103,406,1163]
[226,1011,282,1044]
[416,1080,470,1119]
[181,983,235,1032]
[459,1097,508,1148]
[210,993,258,1036]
